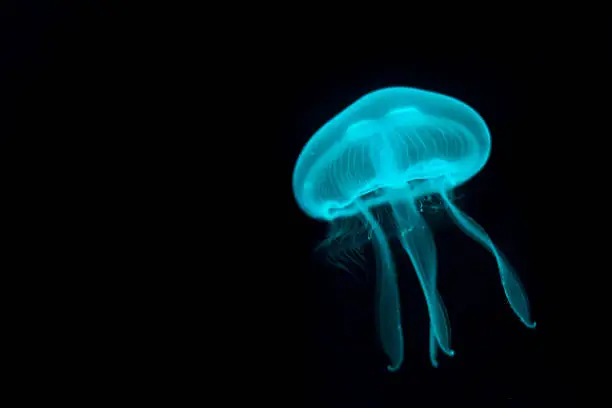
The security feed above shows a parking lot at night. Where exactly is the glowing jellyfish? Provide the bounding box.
[293,87,535,371]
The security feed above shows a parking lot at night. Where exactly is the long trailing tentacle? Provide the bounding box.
[390,197,455,367]
[356,199,404,372]
[439,190,536,329]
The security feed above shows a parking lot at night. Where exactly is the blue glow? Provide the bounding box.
[293,87,536,371]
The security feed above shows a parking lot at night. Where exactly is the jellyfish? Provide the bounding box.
[293,87,535,372]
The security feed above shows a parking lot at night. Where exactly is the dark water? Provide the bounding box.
[280,44,608,406]
[4,8,608,407]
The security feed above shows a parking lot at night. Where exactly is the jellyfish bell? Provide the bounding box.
[344,119,379,142]
[293,87,535,372]
[295,89,488,219]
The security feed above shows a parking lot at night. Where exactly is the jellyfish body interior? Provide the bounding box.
[293,87,535,371]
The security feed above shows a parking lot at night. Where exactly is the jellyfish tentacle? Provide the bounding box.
[390,198,455,365]
[428,324,440,368]
[356,200,404,372]
[439,191,536,329]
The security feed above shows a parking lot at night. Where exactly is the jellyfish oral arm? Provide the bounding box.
[390,198,455,368]
[440,191,536,329]
[356,200,405,372]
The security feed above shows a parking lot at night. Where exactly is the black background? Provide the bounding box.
[3,4,610,406]
[290,52,574,406]
[280,36,610,406]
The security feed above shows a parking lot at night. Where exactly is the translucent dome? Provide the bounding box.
[293,87,491,221]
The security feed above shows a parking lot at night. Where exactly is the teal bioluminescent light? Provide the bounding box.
[293,87,535,371]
